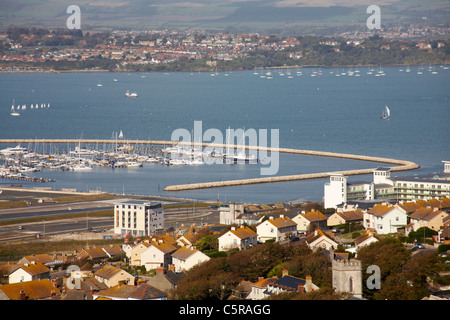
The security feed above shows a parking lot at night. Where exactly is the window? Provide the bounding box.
[349,277,353,293]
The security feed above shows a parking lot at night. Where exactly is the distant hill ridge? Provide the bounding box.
[0,0,448,32]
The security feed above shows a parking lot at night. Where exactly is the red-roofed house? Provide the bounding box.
[94,265,135,287]
[171,246,210,272]
[8,262,50,284]
[363,204,408,234]
[256,215,297,243]
[0,279,60,300]
[218,226,258,251]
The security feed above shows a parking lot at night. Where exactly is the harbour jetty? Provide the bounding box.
[0,139,419,191]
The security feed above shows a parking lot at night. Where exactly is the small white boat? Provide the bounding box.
[381,105,390,120]
[125,90,138,97]
[10,100,20,116]
[126,161,143,168]
[71,164,93,171]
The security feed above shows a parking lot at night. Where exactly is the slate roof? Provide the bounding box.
[269,275,307,292]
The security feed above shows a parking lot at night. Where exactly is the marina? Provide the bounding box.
[0,138,419,192]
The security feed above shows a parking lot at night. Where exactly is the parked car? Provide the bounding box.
[414,243,425,249]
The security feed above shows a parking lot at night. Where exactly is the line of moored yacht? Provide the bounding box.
[0,143,259,181]
[10,99,51,116]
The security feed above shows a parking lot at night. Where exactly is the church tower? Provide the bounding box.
[332,257,363,299]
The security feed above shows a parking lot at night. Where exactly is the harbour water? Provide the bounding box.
[1,66,449,203]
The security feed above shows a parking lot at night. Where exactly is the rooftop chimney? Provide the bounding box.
[19,290,26,300]
[156,267,165,275]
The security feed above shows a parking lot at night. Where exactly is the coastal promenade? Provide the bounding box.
[0,139,420,191]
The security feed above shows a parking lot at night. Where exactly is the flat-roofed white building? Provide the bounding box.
[324,174,347,209]
[324,162,450,208]
[114,200,164,237]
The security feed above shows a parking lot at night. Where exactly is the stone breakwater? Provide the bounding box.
[163,146,419,191]
[0,139,420,191]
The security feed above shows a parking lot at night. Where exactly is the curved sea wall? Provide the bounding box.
[0,139,419,191]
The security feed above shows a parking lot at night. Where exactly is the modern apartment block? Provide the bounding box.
[324,161,450,208]
[114,200,164,237]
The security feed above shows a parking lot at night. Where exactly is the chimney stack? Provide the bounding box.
[156,267,165,275]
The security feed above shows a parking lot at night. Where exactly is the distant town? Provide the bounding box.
[1,24,449,73]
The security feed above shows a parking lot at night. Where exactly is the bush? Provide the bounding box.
[437,244,450,254]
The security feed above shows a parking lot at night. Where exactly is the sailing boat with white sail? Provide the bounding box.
[381,105,390,120]
[10,99,20,116]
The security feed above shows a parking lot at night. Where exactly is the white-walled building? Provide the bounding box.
[256,215,297,243]
[324,174,347,209]
[363,204,408,234]
[292,210,328,233]
[219,203,246,225]
[8,262,50,284]
[324,162,450,209]
[140,240,177,271]
[218,226,258,251]
[171,247,210,273]
[305,229,338,251]
[114,200,164,236]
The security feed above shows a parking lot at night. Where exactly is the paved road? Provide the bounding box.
[0,201,113,221]
[0,205,219,242]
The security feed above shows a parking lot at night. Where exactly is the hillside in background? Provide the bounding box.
[0,0,449,34]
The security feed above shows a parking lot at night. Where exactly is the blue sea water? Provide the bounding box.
[0,66,449,203]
